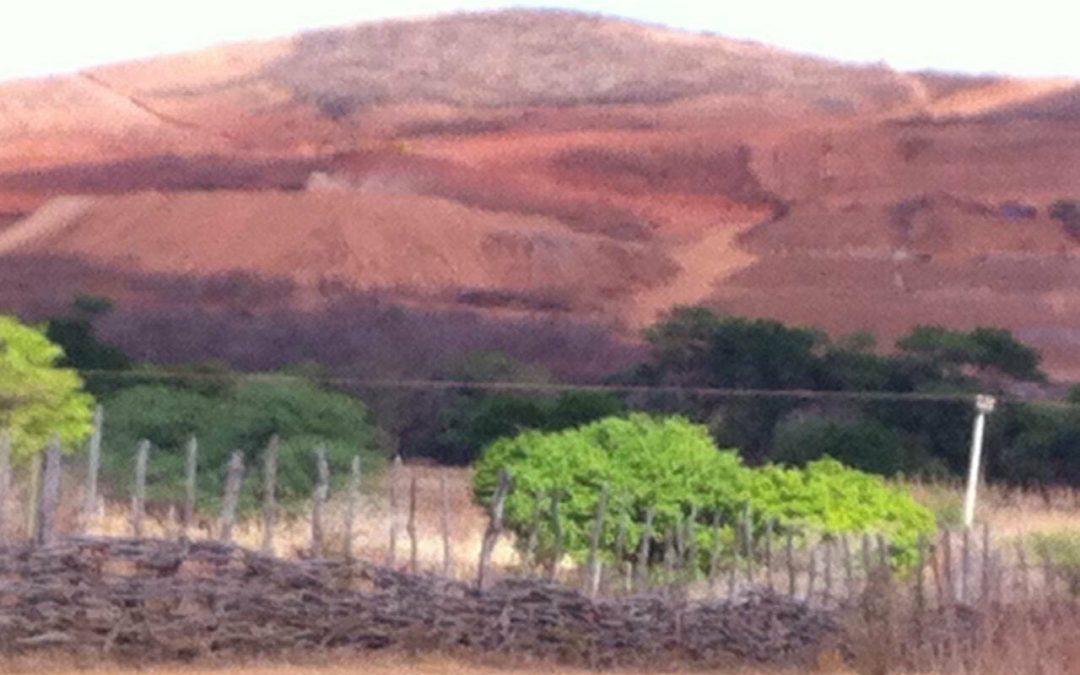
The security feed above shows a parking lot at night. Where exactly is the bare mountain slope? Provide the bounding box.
[1,9,1079,377]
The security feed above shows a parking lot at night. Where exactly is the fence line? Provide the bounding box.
[0,429,1076,615]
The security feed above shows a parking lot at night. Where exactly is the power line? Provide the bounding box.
[73,368,1077,407]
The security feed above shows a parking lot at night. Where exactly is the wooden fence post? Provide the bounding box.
[130,439,149,537]
[183,436,198,530]
[219,450,245,544]
[311,445,329,558]
[36,437,62,546]
[549,492,564,583]
[439,473,452,576]
[742,503,754,585]
[614,512,630,593]
[82,405,103,531]
[961,527,971,604]
[842,535,854,603]
[261,435,279,555]
[785,530,796,598]
[344,455,361,562]
[388,455,401,566]
[585,485,609,598]
[477,468,511,591]
[823,537,834,606]
[765,519,775,592]
[25,451,42,541]
[0,429,10,540]
[708,511,723,592]
[407,475,419,573]
[636,507,654,589]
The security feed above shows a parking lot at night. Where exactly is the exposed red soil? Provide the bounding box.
[1,9,1079,378]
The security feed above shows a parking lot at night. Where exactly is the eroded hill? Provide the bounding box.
[2,9,1079,378]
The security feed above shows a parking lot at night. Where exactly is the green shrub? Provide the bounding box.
[474,414,751,568]
[0,315,95,462]
[101,377,380,509]
[474,414,935,570]
[773,414,940,476]
[748,458,937,565]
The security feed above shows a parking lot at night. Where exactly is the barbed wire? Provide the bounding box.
[73,368,1079,408]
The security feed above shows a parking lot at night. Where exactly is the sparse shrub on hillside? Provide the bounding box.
[1050,199,1080,238]
[101,376,380,509]
[0,315,95,462]
[473,414,935,570]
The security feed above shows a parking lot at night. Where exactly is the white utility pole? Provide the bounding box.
[963,394,997,528]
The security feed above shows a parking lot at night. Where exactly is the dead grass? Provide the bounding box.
[0,649,814,675]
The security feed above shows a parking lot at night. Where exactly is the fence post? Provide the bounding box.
[219,450,245,544]
[261,435,279,555]
[842,535,854,603]
[439,473,452,576]
[708,511,723,593]
[785,530,796,598]
[614,512,629,593]
[477,468,511,591]
[742,503,754,585]
[0,429,10,540]
[823,537,834,606]
[549,492,564,583]
[407,475,419,573]
[36,437,62,546]
[344,455,362,562]
[25,451,42,541]
[636,507,654,590]
[183,436,198,531]
[765,519,775,592]
[131,439,149,537]
[961,527,971,604]
[311,445,329,558]
[387,455,401,566]
[82,405,103,532]
[585,485,609,598]
[524,496,543,573]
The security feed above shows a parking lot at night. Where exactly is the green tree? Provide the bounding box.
[897,325,1043,381]
[101,375,379,507]
[0,315,95,462]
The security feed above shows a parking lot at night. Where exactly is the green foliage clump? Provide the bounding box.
[773,414,941,476]
[0,315,95,462]
[474,414,935,570]
[897,325,1044,381]
[474,414,751,567]
[748,458,937,565]
[101,376,379,508]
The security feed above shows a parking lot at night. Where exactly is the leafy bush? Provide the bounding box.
[474,414,935,569]
[101,377,379,509]
[474,414,751,568]
[0,315,95,462]
[748,459,937,565]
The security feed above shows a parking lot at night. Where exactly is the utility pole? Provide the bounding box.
[963,394,996,529]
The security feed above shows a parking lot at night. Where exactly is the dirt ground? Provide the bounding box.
[0,653,797,675]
